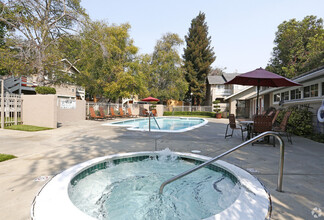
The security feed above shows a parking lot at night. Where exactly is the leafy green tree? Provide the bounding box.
[0,0,87,84]
[148,33,188,101]
[76,20,146,101]
[267,15,324,78]
[183,12,216,106]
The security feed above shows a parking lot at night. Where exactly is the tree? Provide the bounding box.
[183,12,216,106]
[0,0,87,84]
[148,33,188,101]
[267,15,324,78]
[76,20,146,101]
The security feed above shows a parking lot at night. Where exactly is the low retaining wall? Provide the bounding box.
[22,95,86,128]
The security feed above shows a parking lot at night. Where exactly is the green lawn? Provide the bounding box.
[0,154,16,162]
[5,125,53,132]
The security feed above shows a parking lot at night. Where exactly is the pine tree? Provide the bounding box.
[183,12,216,106]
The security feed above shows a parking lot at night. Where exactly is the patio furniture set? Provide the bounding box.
[225,110,293,146]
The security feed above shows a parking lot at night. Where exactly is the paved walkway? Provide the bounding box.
[0,118,323,220]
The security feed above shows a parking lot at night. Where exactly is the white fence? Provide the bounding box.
[164,103,228,113]
[1,80,23,128]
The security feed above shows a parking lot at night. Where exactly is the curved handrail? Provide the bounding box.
[148,111,161,131]
[159,131,285,194]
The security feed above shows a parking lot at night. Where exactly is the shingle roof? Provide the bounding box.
[207,73,242,84]
[223,73,241,82]
[207,75,225,84]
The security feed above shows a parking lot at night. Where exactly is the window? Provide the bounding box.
[304,83,318,98]
[291,89,301,100]
[274,93,280,102]
[304,86,310,98]
[311,84,318,97]
[281,91,289,101]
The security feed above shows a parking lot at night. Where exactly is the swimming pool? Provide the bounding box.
[103,117,208,132]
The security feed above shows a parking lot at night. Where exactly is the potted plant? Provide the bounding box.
[149,104,157,116]
[213,100,222,119]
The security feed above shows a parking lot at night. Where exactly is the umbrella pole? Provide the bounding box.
[256,85,260,116]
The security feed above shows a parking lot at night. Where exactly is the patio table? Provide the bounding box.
[239,120,254,140]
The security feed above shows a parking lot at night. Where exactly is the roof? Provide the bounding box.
[207,75,226,84]
[207,73,241,85]
[256,65,324,97]
[224,86,254,100]
[223,73,241,82]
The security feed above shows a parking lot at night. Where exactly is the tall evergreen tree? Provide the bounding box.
[267,15,324,78]
[183,12,216,106]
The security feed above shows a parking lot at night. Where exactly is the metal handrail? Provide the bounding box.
[148,112,161,131]
[159,131,285,194]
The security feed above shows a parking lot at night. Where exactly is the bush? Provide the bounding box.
[35,86,56,94]
[163,111,216,117]
[277,105,313,136]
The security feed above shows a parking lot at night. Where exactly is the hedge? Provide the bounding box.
[35,86,56,94]
[276,105,313,136]
[164,111,216,117]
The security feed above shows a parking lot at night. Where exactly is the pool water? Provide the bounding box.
[68,151,241,220]
[105,117,207,132]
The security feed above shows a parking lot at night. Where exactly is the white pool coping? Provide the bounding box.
[102,117,209,133]
[31,151,271,220]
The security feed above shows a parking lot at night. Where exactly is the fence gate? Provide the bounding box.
[1,80,23,128]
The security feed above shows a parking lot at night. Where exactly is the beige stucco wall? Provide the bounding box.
[57,99,86,123]
[227,87,255,116]
[52,84,77,98]
[22,94,57,128]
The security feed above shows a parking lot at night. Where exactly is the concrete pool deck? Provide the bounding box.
[0,118,323,220]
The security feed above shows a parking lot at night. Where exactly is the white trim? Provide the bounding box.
[224,86,253,100]
[31,151,270,220]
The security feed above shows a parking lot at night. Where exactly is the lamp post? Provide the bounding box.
[190,92,193,112]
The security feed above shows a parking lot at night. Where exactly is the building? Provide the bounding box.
[225,66,324,133]
[207,73,249,102]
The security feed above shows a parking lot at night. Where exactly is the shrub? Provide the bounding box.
[212,100,221,113]
[277,105,313,136]
[164,111,216,117]
[35,86,56,94]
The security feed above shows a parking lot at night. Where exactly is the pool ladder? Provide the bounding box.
[159,131,285,194]
[148,111,160,131]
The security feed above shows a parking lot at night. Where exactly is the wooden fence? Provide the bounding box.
[1,80,22,128]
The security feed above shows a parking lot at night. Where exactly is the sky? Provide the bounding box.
[80,0,324,73]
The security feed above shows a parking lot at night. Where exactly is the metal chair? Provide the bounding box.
[271,110,280,127]
[225,114,247,141]
[252,115,275,146]
[273,111,292,144]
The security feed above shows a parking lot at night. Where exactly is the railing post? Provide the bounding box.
[14,97,17,125]
[277,135,285,192]
[149,112,151,132]
[1,80,4,129]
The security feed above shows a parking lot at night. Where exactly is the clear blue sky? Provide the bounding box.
[80,0,324,73]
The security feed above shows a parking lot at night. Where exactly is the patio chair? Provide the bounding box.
[110,107,122,117]
[118,107,127,118]
[141,109,149,117]
[151,109,157,116]
[99,107,115,119]
[273,111,292,144]
[127,108,137,118]
[252,115,275,147]
[271,110,280,127]
[225,114,247,141]
[89,107,104,120]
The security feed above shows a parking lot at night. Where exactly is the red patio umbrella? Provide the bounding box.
[224,68,302,115]
[141,96,159,102]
